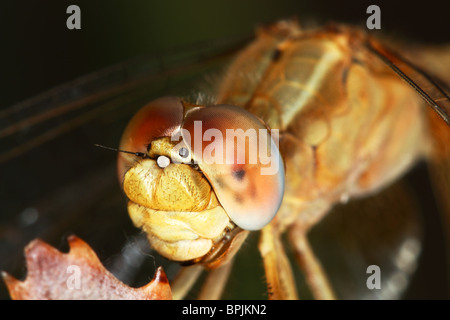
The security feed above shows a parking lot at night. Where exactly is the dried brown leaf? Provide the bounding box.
[2,235,172,300]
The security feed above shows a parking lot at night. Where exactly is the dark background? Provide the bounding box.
[1,0,449,300]
[2,0,450,108]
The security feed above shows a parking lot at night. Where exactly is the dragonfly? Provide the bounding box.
[1,19,449,300]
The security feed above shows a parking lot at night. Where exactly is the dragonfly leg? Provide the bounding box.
[171,264,203,300]
[288,222,336,300]
[197,259,234,300]
[258,222,298,300]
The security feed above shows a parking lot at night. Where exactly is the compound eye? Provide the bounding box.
[117,97,184,181]
[182,105,285,230]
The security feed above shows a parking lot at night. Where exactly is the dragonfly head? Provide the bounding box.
[118,97,284,267]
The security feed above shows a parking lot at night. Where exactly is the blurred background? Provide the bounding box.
[2,0,450,107]
[0,0,449,300]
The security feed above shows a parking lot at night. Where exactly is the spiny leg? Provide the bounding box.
[258,222,298,300]
[288,222,336,300]
[171,264,203,300]
[197,259,234,300]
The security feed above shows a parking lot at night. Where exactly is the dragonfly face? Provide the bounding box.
[118,96,284,266]
[1,13,449,299]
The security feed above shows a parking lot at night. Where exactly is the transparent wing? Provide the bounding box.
[426,114,450,298]
[307,169,450,299]
[414,46,450,298]
[0,36,249,299]
[367,39,450,125]
[391,44,450,298]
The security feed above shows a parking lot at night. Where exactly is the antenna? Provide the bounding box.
[94,144,149,158]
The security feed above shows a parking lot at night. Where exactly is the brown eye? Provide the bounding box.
[182,105,284,230]
[117,97,184,180]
